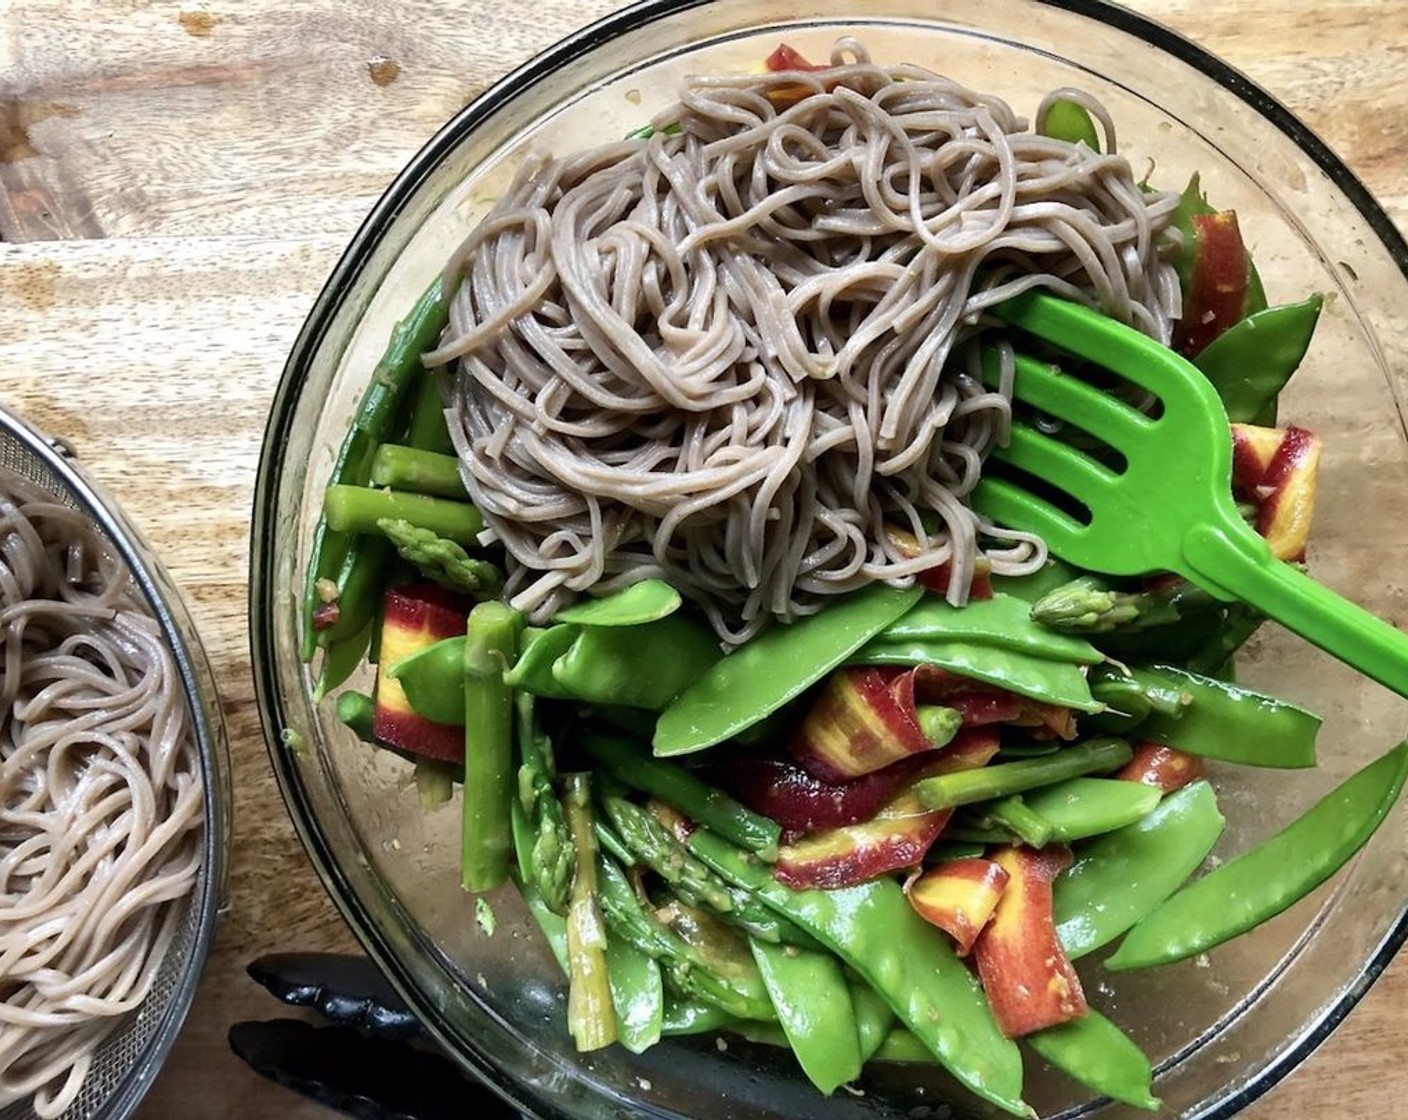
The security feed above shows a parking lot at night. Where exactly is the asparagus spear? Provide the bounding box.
[516,693,572,914]
[914,739,1133,811]
[562,773,618,1051]
[415,760,455,808]
[370,445,468,499]
[378,518,503,595]
[916,705,962,747]
[461,601,522,892]
[1031,576,1220,634]
[324,485,484,545]
[510,795,570,971]
[978,796,1055,848]
[299,279,449,660]
[1087,664,1191,721]
[403,368,457,455]
[582,731,781,859]
[601,793,823,950]
[595,853,777,1022]
[335,690,376,742]
[602,793,735,913]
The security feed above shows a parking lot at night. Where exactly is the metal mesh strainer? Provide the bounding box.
[0,404,230,1120]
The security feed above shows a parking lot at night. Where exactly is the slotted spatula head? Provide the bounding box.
[971,289,1408,699]
[972,290,1246,599]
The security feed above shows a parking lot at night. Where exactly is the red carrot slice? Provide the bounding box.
[773,731,999,889]
[1115,742,1205,794]
[790,666,934,781]
[905,857,1010,956]
[372,583,472,762]
[1173,211,1250,357]
[973,845,1088,1038]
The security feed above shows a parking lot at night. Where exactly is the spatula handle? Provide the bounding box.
[1183,522,1408,698]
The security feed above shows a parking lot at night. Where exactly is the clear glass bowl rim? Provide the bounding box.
[249,1,1408,1117]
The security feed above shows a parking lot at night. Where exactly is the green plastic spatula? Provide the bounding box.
[971,289,1408,697]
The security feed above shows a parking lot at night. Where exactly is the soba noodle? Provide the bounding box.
[0,469,202,1117]
[439,39,1182,643]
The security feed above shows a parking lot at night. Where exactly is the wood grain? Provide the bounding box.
[0,2,1404,1117]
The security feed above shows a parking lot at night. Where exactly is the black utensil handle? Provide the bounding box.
[236,953,529,1120]
[229,1019,520,1120]
[248,952,421,1041]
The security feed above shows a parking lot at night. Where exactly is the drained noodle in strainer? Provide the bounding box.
[0,467,203,1118]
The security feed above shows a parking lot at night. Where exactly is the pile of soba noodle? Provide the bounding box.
[437,39,1182,643]
[0,468,202,1117]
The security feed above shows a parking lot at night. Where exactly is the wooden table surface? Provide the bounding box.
[1,2,1404,1116]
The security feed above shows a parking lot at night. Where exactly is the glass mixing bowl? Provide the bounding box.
[250,1,1408,1116]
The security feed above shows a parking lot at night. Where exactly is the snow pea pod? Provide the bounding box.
[750,939,863,1095]
[1193,295,1323,424]
[553,579,682,626]
[655,584,923,756]
[1054,780,1224,960]
[872,1028,931,1063]
[504,625,579,699]
[511,797,571,970]
[593,817,635,867]
[1119,664,1320,768]
[552,613,721,710]
[1023,778,1162,843]
[849,979,894,1063]
[731,985,891,1067]
[880,593,1102,664]
[314,621,372,700]
[730,1021,793,1050]
[1026,1011,1159,1112]
[852,638,1102,712]
[686,828,1029,1117]
[1040,98,1101,150]
[1109,740,1408,970]
[315,535,394,645]
[660,999,738,1037]
[605,936,664,1054]
[417,611,718,713]
[386,634,468,725]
